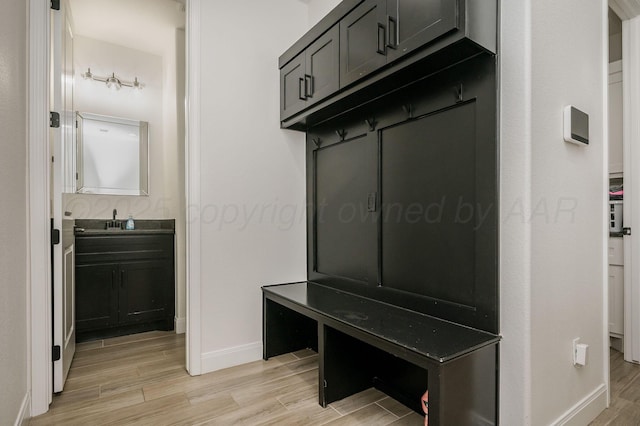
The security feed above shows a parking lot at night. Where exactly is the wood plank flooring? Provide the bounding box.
[30,331,424,425]
[30,334,640,425]
[590,348,640,425]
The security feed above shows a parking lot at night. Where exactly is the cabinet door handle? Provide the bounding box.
[298,77,307,101]
[377,23,386,55]
[386,16,397,49]
[305,74,313,98]
[121,270,125,288]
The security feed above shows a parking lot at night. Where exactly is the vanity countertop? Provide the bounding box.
[74,219,175,236]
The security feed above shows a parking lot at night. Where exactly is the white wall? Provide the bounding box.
[306,0,341,27]
[501,0,608,424]
[196,0,308,371]
[162,29,187,330]
[0,0,30,424]
[499,0,533,422]
[64,35,187,331]
[64,36,167,219]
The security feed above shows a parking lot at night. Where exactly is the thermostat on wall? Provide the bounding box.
[563,105,589,146]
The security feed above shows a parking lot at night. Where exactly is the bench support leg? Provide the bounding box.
[263,297,317,360]
[319,324,376,407]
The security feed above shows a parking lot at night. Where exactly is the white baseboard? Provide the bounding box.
[14,391,30,426]
[174,316,186,334]
[550,384,607,426]
[201,341,263,374]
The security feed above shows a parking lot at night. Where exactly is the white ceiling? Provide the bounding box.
[68,0,185,57]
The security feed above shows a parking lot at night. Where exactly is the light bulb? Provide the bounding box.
[105,73,121,90]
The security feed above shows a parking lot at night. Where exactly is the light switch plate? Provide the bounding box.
[564,106,589,146]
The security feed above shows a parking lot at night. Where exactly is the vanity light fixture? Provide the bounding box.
[81,68,144,90]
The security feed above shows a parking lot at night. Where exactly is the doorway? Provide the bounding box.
[51,0,187,395]
[608,2,640,367]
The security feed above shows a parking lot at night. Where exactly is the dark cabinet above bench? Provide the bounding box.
[279,0,497,130]
[281,25,340,119]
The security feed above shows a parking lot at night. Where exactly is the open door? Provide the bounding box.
[51,0,76,392]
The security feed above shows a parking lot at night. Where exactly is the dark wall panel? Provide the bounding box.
[381,103,477,307]
[315,135,377,283]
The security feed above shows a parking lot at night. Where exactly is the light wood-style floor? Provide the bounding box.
[30,331,424,425]
[32,333,640,425]
[590,348,640,425]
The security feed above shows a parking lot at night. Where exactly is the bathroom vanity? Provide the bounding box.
[74,219,175,342]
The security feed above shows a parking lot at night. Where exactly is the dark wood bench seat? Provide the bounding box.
[262,281,500,425]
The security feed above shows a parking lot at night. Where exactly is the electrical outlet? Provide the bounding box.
[573,338,588,367]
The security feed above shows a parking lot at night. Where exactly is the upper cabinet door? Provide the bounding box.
[386,0,459,63]
[306,25,340,108]
[280,53,308,120]
[340,0,388,88]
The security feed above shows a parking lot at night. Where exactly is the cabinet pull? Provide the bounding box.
[305,74,313,98]
[121,270,125,288]
[386,16,397,49]
[298,77,307,101]
[377,23,386,55]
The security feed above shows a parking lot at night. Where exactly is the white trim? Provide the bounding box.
[185,0,202,376]
[549,384,608,426]
[28,0,53,416]
[622,15,640,364]
[174,316,186,334]
[201,342,263,374]
[603,0,612,409]
[14,392,31,426]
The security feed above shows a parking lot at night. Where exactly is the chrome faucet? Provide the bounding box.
[113,209,117,221]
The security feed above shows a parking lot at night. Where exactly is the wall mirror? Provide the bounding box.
[76,112,149,196]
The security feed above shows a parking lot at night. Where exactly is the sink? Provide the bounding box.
[74,219,176,235]
[105,220,123,230]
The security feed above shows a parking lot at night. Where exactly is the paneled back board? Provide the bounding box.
[306,55,498,334]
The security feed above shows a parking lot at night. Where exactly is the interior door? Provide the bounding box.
[51,0,76,392]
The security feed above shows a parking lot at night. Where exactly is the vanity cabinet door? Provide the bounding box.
[118,260,173,325]
[386,0,459,63]
[76,263,119,331]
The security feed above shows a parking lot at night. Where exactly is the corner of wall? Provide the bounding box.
[200,342,263,374]
[14,392,31,426]
[549,384,607,426]
[174,316,186,334]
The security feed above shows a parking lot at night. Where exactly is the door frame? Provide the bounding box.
[609,0,640,365]
[27,0,201,416]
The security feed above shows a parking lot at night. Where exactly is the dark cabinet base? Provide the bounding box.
[76,318,174,343]
[75,232,175,343]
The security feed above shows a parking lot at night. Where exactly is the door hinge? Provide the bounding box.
[51,228,60,245]
[50,111,60,128]
[51,0,60,10]
[52,345,61,361]
[623,227,632,236]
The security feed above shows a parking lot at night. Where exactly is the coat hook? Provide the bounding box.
[312,137,321,148]
[455,84,463,103]
[365,118,377,132]
[335,129,347,141]
[402,104,414,119]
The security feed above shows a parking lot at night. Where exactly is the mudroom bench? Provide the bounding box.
[262,281,499,425]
